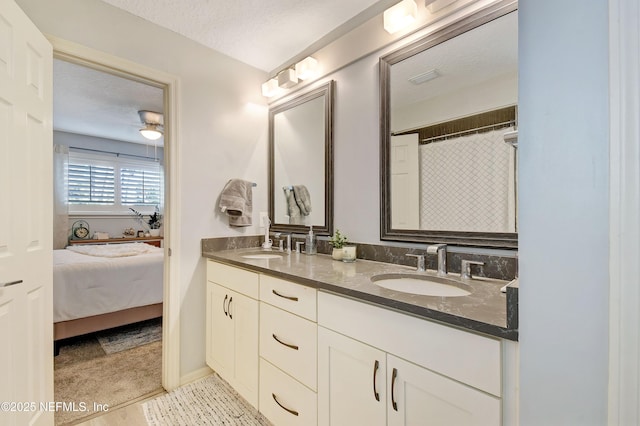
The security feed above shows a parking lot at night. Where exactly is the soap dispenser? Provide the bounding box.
[305,226,317,255]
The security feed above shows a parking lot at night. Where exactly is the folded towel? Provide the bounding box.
[292,185,312,216]
[219,179,253,227]
[285,188,302,224]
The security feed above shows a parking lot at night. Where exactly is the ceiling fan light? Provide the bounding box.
[140,124,163,140]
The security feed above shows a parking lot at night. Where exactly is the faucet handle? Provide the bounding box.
[461,260,484,280]
[406,254,426,272]
[426,243,447,254]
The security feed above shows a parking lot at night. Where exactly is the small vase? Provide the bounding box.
[332,248,344,260]
[149,229,161,237]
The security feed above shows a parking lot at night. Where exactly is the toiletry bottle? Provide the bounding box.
[305,226,317,255]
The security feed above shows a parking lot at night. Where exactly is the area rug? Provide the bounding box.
[54,320,163,425]
[143,374,271,426]
[96,318,162,354]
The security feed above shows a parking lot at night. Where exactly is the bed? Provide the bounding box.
[53,242,164,345]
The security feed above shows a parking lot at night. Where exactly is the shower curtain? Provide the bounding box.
[53,144,69,249]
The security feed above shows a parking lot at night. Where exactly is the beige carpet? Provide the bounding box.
[143,374,271,426]
[54,322,163,425]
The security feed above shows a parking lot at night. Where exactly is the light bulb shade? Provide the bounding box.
[277,68,298,88]
[295,56,319,80]
[140,124,163,140]
[261,78,279,97]
[384,0,417,34]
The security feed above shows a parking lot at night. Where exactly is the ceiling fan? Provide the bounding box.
[138,110,164,141]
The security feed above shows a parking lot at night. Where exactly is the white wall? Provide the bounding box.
[518,0,609,424]
[17,0,269,377]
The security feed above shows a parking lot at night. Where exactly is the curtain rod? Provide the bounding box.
[69,146,160,161]
[419,120,517,144]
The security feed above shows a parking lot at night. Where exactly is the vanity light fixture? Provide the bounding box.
[295,56,319,80]
[261,78,280,97]
[384,0,418,34]
[408,68,440,85]
[138,110,163,141]
[261,58,321,97]
[277,68,298,88]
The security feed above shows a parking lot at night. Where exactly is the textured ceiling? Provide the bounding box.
[99,0,397,72]
[53,59,164,145]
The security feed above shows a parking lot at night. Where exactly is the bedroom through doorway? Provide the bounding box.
[51,56,170,425]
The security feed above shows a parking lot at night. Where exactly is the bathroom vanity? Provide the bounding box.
[203,247,518,426]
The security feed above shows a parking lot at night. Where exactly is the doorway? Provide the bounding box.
[50,38,181,411]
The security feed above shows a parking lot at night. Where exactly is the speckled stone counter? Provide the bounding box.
[202,247,518,341]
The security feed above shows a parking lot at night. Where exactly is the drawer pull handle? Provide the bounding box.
[373,360,380,401]
[272,393,299,417]
[1,280,22,288]
[272,289,298,302]
[391,367,398,411]
[272,333,299,350]
[228,297,233,319]
[223,294,228,316]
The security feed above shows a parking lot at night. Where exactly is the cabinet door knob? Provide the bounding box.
[272,393,299,417]
[228,297,233,319]
[272,333,299,350]
[391,367,398,411]
[272,289,299,302]
[223,294,228,316]
[373,360,380,402]
[1,280,22,288]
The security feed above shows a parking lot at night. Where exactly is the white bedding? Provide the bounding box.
[53,243,163,322]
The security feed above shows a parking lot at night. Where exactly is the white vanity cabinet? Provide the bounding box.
[258,274,318,426]
[206,261,259,409]
[317,291,502,426]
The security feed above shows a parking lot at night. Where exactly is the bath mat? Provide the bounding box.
[97,318,162,354]
[143,374,271,426]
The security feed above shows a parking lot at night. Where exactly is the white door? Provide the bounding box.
[318,327,386,426]
[387,355,501,426]
[0,0,53,425]
[390,134,420,229]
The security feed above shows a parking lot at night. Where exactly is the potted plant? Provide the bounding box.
[130,206,163,236]
[329,229,348,260]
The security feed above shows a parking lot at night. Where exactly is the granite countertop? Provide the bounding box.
[202,247,518,341]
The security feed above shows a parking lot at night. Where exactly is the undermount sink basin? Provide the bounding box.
[371,273,471,297]
[241,252,283,260]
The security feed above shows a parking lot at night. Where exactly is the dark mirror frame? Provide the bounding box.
[379,1,518,249]
[269,80,334,236]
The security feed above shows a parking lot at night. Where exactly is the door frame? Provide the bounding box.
[50,36,182,391]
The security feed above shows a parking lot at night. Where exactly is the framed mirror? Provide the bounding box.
[269,81,334,235]
[380,2,518,248]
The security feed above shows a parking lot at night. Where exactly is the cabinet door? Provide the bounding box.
[206,283,234,379]
[230,289,259,409]
[387,355,501,426]
[318,327,386,426]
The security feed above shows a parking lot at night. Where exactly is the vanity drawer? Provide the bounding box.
[260,302,317,390]
[260,274,317,321]
[259,358,317,426]
[207,260,259,299]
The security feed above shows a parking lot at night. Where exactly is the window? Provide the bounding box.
[68,150,163,214]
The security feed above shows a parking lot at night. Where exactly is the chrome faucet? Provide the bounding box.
[460,260,484,280]
[427,244,447,277]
